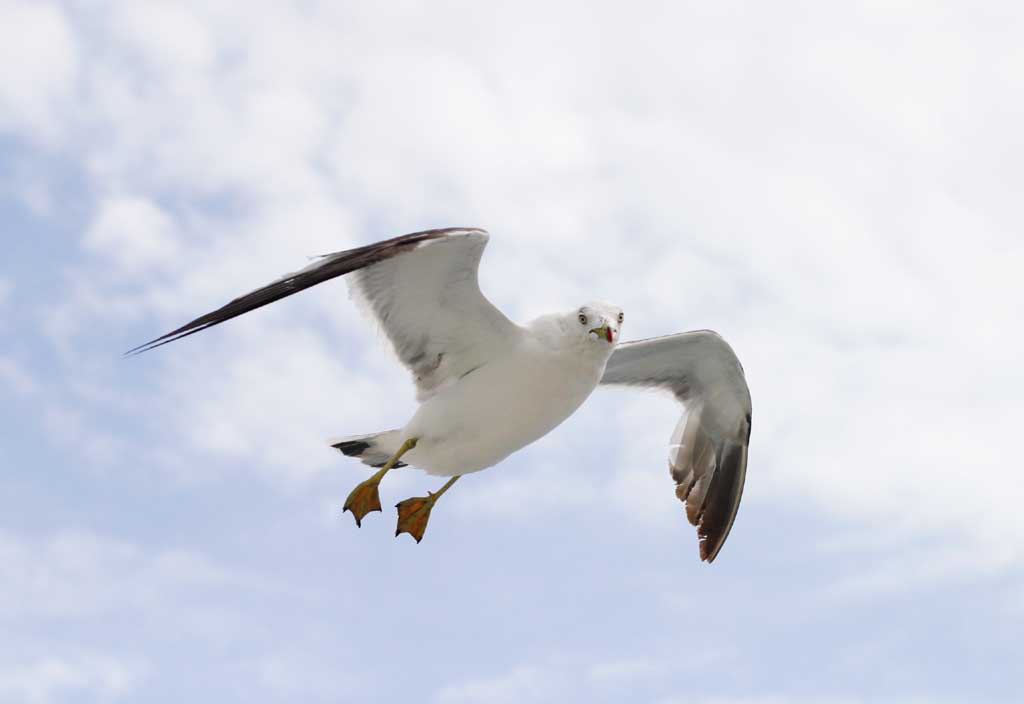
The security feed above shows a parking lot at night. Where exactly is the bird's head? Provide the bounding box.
[568,301,623,350]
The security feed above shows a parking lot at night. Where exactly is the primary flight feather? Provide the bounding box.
[130,228,752,562]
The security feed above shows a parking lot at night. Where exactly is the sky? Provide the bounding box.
[1,1,1022,702]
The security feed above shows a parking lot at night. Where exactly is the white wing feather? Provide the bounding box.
[347,230,522,400]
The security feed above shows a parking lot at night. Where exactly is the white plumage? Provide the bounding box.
[130,228,752,562]
[387,299,617,476]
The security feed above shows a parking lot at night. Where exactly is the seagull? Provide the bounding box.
[130,228,752,562]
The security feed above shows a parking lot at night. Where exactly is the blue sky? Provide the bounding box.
[2,1,1022,702]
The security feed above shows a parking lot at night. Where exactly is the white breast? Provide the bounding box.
[401,335,608,476]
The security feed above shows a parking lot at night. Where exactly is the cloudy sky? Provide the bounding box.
[2,1,1022,702]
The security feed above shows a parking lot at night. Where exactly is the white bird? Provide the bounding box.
[130,228,752,562]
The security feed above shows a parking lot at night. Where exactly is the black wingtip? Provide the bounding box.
[123,325,213,357]
[124,341,161,357]
[332,440,371,457]
[696,443,748,564]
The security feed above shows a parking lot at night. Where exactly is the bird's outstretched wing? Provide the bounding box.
[600,331,752,563]
[128,227,522,400]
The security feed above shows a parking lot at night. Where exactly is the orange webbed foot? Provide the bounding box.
[394,495,436,543]
[343,477,384,527]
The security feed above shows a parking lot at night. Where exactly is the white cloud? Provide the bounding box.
[0,1,77,144]
[436,664,567,704]
[0,653,149,704]
[245,650,352,701]
[823,541,1017,601]
[439,657,988,704]
[0,526,321,699]
[112,3,214,76]
[585,657,671,685]
[83,195,179,272]
[0,528,255,622]
[435,651,723,704]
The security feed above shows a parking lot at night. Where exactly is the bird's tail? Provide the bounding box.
[329,429,406,468]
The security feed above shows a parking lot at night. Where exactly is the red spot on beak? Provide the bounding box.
[606,327,613,343]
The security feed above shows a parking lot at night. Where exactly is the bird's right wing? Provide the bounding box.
[600,331,752,563]
[128,228,522,400]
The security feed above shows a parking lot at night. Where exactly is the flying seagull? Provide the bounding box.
[130,228,752,562]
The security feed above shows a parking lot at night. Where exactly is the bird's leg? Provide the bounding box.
[343,438,418,527]
[395,475,461,543]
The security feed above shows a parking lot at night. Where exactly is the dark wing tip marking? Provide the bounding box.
[125,227,488,356]
[693,442,748,563]
[331,440,406,468]
[332,440,371,457]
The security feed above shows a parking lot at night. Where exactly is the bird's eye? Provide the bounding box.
[578,313,588,325]
[617,312,624,324]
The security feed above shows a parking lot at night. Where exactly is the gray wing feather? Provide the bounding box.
[601,330,752,563]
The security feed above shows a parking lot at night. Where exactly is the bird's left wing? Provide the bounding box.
[600,330,752,563]
[127,229,521,401]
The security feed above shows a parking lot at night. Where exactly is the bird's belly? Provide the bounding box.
[402,352,602,476]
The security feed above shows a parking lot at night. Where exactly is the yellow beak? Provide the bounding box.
[590,324,613,343]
